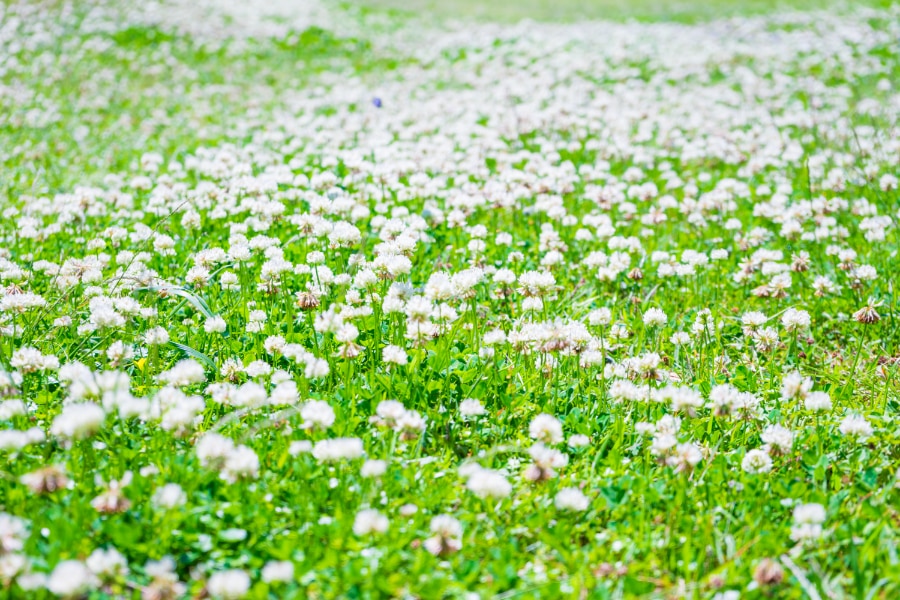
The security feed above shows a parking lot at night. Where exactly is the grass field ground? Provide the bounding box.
[0,0,898,598]
[357,0,896,22]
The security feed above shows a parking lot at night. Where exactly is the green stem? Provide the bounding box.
[842,328,868,399]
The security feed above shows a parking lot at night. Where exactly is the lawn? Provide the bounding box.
[0,0,898,598]
[356,0,897,22]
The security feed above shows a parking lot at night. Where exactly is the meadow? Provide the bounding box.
[0,0,898,598]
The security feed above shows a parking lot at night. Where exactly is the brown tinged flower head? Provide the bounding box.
[91,472,133,514]
[753,558,785,586]
[141,558,186,600]
[422,515,463,557]
[21,465,68,494]
[853,299,881,325]
[92,489,131,514]
[337,342,363,359]
[751,284,771,298]
[295,291,320,311]
[142,580,185,600]
[593,563,627,578]
[791,252,810,272]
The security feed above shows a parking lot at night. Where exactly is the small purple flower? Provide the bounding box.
[372,97,382,108]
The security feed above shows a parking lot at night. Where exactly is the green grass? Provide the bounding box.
[356,0,897,22]
[0,0,898,598]
[0,12,408,198]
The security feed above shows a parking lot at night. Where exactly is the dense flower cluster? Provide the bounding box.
[0,0,898,598]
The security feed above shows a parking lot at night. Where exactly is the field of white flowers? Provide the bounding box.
[0,0,898,598]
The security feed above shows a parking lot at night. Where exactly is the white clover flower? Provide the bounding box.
[424,515,463,556]
[669,332,691,346]
[106,341,134,366]
[482,329,507,345]
[382,344,408,365]
[464,467,512,499]
[651,433,677,456]
[158,359,206,387]
[635,422,656,436]
[839,415,873,441]
[196,433,236,470]
[0,399,26,419]
[567,434,590,448]
[244,360,271,378]
[642,308,667,327]
[288,440,313,456]
[312,438,364,462]
[529,413,563,444]
[360,459,387,478]
[741,449,773,474]
[304,358,330,379]
[761,424,794,455]
[781,372,812,401]
[459,398,486,417]
[152,483,187,510]
[0,431,29,452]
[261,561,294,584]
[666,443,703,472]
[207,569,251,600]
[793,503,826,524]
[86,547,128,580]
[804,391,832,412]
[143,327,170,346]
[47,560,97,598]
[204,316,227,334]
[50,403,106,440]
[221,445,260,483]
[781,308,810,332]
[790,503,826,542]
[554,487,589,512]
[522,297,543,312]
[353,509,388,536]
[741,311,767,331]
[269,381,299,405]
[0,513,28,553]
[301,400,335,430]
